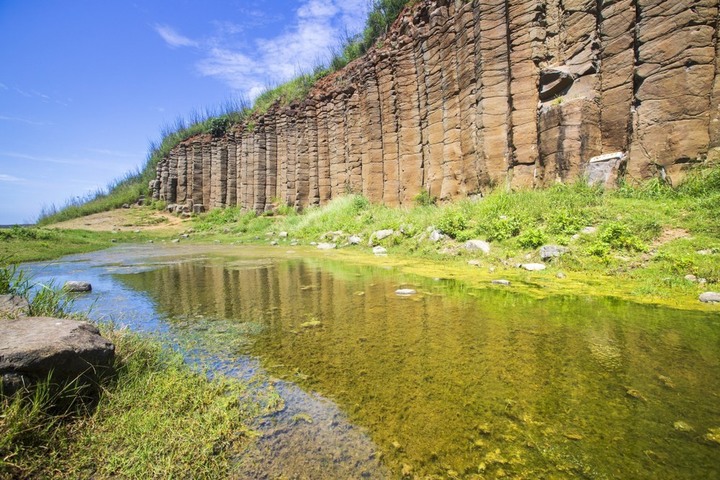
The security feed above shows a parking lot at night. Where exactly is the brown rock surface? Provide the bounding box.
[154,0,720,212]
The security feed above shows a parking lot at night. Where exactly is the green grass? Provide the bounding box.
[0,227,147,263]
[0,327,273,479]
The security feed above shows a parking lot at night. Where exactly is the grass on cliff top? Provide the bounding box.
[189,166,720,305]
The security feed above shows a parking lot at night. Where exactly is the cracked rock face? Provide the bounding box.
[153,0,720,213]
[0,317,114,397]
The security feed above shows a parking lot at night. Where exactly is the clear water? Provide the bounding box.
[23,244,720,479]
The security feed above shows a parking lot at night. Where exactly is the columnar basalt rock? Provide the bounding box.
[153,0,720,213]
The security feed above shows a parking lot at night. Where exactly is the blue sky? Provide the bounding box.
[0,0,368,224]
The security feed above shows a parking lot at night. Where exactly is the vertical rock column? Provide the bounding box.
[359,62,385,202]
[711,4,720,148]
[439,2,463,200]
[192,142,204,208]
[234,131,244,209]
[455,1,480,196]
[328,94,343,196]
[476,0,512,185]
[395,29,424,204]
[240,128,253,210]
[316,96,332,203]
[274,110,288,206]
[346,88,364,196]
[295,108,309,209]
[599,0,635,155]
[285,110,298,207]
[201,140,212,209]
[226,136,237,207]
[305,100,320,206]
[628,0,717,180]
[507,0,543,187]
[421,6,445,198]
[253,122,267,213]
[168,149,178,203]
[377,51,400,206]
[265,116,278,210]
[176,145,188,204]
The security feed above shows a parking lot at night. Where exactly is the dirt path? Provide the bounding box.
[50,208,188,233]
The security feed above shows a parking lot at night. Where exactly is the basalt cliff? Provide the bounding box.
[152,0,720,212]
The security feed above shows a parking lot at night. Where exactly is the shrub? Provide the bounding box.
[599,222,647,252]
[547,209,586,235]
[482,216,521,242]
[437,209,468,238]
[414,189,437,207]
[517,228,547,249]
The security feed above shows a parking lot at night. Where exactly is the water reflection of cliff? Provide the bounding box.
[117,259,720,479]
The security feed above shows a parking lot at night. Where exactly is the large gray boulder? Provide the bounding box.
[0,317,114,396]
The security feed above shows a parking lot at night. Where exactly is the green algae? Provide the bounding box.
[113,247,720,479]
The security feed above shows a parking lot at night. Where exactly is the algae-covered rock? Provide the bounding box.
[673,421,694,432]
[705,427,720,445]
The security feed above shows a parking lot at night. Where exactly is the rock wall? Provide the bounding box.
[153,0,720,212]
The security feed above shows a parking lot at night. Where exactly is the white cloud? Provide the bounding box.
[0,115,47,126]
[0,174,23,183]
[85,148,143,159]
[154,24,199,48]
[167,0,370,99]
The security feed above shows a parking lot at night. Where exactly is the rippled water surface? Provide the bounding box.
[24,244,720,479]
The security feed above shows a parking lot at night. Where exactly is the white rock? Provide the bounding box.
[699,292,720,304]
[429,230,445,242]
[348,235,362,245]
[491,280,511,286]
[317,243,337,250]
[464,240,491,254]
[373,246,388,256]
[521,263,547,271]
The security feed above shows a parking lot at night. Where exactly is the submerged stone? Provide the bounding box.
[317,243,337,250]
[673,421,694,432]
[395,289,417,296]
[492,280,511,286]
[372,246,388,256]
[300,320,322,328]
[63,281,92,292]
